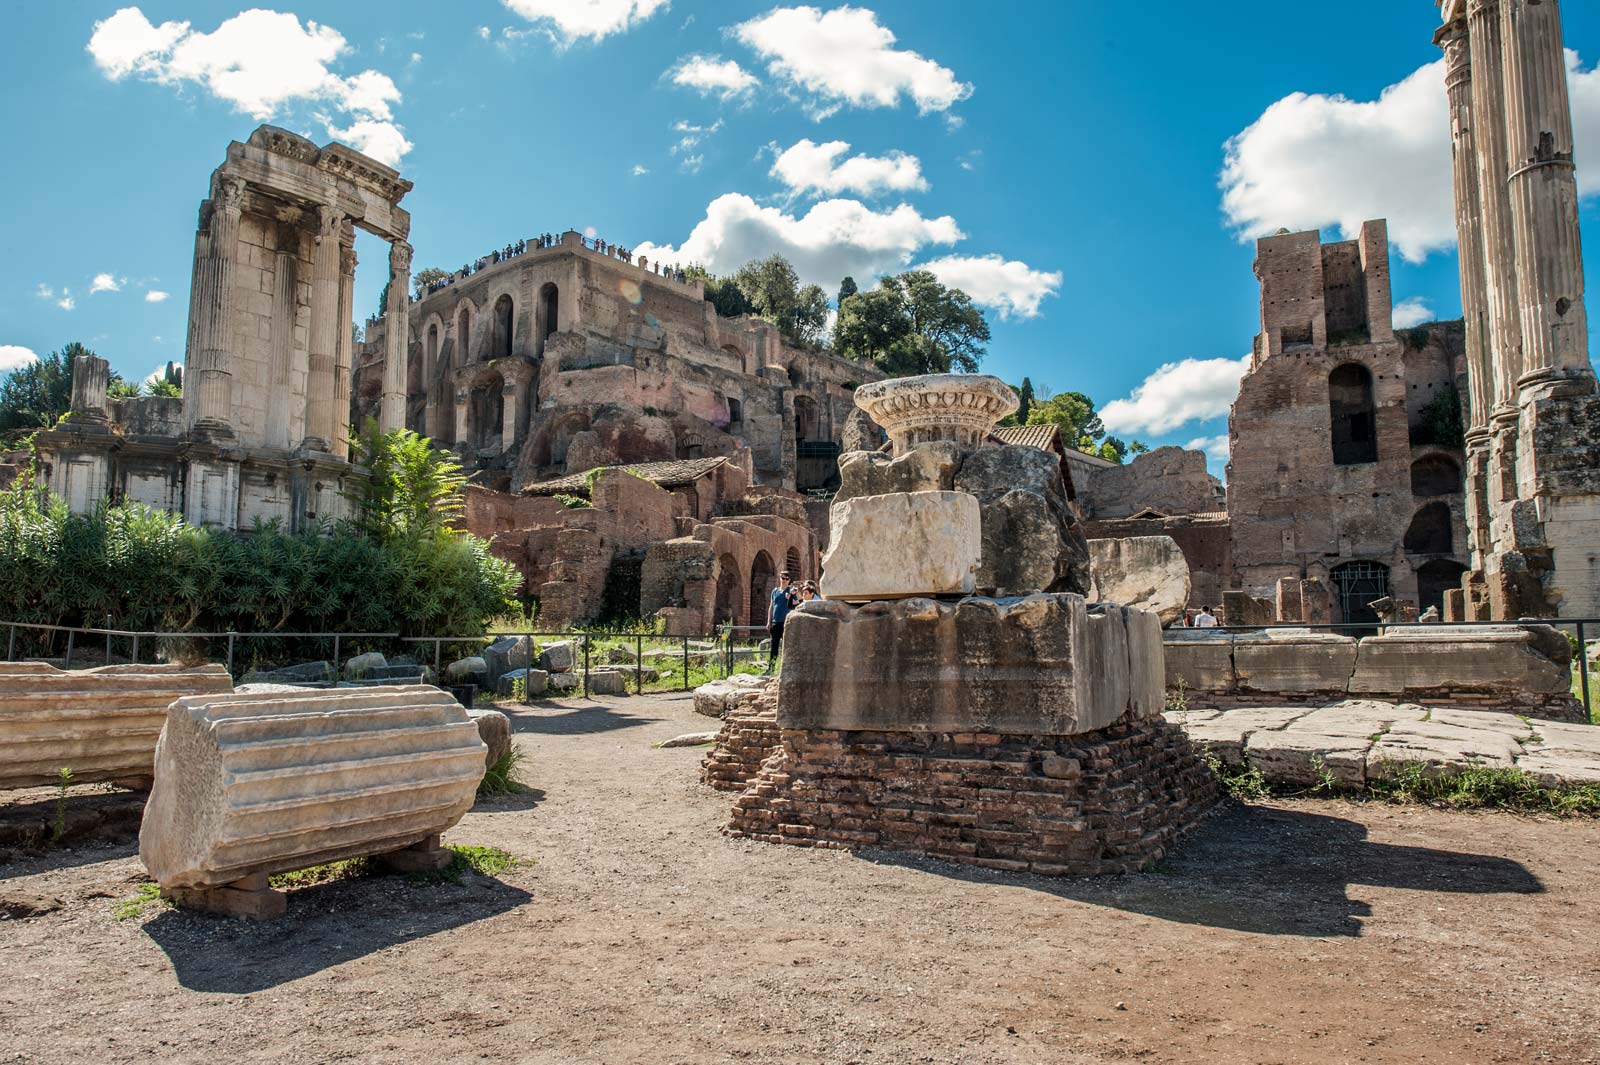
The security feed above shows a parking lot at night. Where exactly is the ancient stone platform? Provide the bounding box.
[0,662,234,789]
[1173,701,1600,788]
[140,684,486,916]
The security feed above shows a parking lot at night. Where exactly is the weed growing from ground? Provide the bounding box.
[1368,764,1600,816]
[477,747,530,799]
[1201,747,1271,802]
[111,883,169,921]
[50,767,73,845]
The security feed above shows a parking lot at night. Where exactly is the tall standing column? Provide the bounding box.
[381,241,413,434]
[303,205,343,452]
[1467,0,1524,422]
[187,176,245,433]
[1500,0,1593,397]
[333,228,357,461]
[1438,15,1495,570]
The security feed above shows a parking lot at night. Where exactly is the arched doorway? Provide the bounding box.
[539,283,559,349]
[749,551,776,628]
[1416,559,1468,617]
[714,553,741,627]
[468,371,505,453]
[1331,560,1390,627]
[1329,363,1378,465]
[793,395,819,444]
[1403,502,1453,556]
[1410,455,1463,497]
[785,547,802,581]
[456,307,472,367]
[493,295,514,360]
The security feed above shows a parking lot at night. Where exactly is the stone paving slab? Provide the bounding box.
[1166,700,1600,791]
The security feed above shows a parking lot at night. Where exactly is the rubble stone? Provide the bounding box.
[468,707,513,770]
[821,491,981,600]
[1089,536,1192,626]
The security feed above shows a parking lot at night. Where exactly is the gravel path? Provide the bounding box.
[2,691,1598,1064]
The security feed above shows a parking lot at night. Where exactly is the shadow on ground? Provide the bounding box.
[500,699,669,736]
[861,804,1543,938]
[143,870,533,993]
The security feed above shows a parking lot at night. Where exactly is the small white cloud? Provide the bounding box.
[35,283,54,300]
[1101,355,1253,436]
[1184,434,1231,465]
[630,164,650,176]
[90,273,123,294]
[0,345,39,373]
[634,192,963,291]
[478,26,491,40]
[916,254,1062,320]
[671,118,722,156]
[734,6,971,119]
[1391,296,1434,329]
[58,294,76,311]
[669,54,758,99]
[409,52,422,64]
[770,139,927,197]
[679,153,704,175]
[145,289,171,303]
[325,118,413,166]
[501,0,670,45]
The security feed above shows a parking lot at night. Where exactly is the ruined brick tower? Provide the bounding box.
[1227,221,1471,623]
[1436,0,1600,619]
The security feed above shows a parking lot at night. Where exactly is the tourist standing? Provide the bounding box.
[764,572,796,673]
[1194,606,1218,628]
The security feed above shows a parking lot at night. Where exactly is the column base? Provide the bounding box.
[164,872,286,920]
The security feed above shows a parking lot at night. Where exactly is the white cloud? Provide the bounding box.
[1222,51,1600,263]
[58,294,76,311]
[634,193,962,290]
[1392,297,1434,329]
[145,289,171,303]
[90,273,123,294]
[679,153,704,175]
[501,0,670,44]
[478,26,491,40]
[325,119,414,167]
[630,164,650,176]
[672,118,722,155]
[734,6,971,119]
[0,345,39,374]
[770,138,926,197]
[34,284,54,300]
[1184,434,1231,466]
[669,54,758,99]
[88,7,413,164]
[915,253,1062,320]
[1101,355,1252,436]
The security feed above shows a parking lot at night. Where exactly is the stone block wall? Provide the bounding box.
[1078,446,1225,520]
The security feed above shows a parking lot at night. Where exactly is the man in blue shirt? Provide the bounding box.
[764,571,796,673]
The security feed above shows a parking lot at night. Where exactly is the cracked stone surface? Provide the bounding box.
[1166,700,1600,790]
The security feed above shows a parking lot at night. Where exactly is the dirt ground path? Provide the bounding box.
[3,691,1599,1065]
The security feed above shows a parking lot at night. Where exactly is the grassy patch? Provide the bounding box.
[111,883,170,921]
[477,747,531,798]
[1368,764,1600,816]
[269,857,377,889]
[408,845,527,885]
[1202,747,1271,802]
[1575,670,1598,726]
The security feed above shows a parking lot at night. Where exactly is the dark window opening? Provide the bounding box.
[1410,455,1463,497]
[1329,362,1379,465]
[493,295,514,360]
[1403,501,1453,556]
[1332,560,1390,628]
[540,283,559,349]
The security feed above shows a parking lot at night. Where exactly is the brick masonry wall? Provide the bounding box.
[701,686,781,792]
[726,720,1219,877]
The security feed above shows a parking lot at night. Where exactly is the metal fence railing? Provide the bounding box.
[0,619,777,707]
[1178,617,1597,719]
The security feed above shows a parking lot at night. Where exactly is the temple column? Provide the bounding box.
[500,377,519,454]
[1438,15,1495,569]
[187,176,245,434]
[453,388,470,448]
[303,205,343,452]
[1501,0,1593,399]
[381,241,413,433]
[333,229,358,460]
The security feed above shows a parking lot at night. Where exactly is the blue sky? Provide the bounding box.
[4,2,1600,478]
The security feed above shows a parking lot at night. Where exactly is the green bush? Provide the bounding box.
[0,433,519,640]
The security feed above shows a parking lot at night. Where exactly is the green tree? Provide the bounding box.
[107,378,141,399]
[352,420,468,541]
[1017,377,1035,425]
[413,267,451,300]
[730,255,830,347]
[833,270,990,376]
[144,362,183,398]
[0,342,110,443]
[1026,391,1104,445]
[837,276,858,307]
[1128,440,1150,456]
[684,264,755,319]
[1418,386,1465,448]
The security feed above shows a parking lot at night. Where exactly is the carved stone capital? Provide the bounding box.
[853,374,1020,454]
[390,240,414,278]
[316,205,343,241]
[214,176,247,213]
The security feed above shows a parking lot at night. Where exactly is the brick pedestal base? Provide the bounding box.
[727,719,1218,877]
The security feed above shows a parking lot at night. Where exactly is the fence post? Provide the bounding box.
[583,635,590,698]
[433,638,443,684]
[226,632,237,679]
[64,630,74,670]
[105,614,113,665]
[6,624,14,662]
[332,635,341,679]
[131,634,140,665]
[636,633,643,694]
[682,635,689,692]
[1580,621,1592,722]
